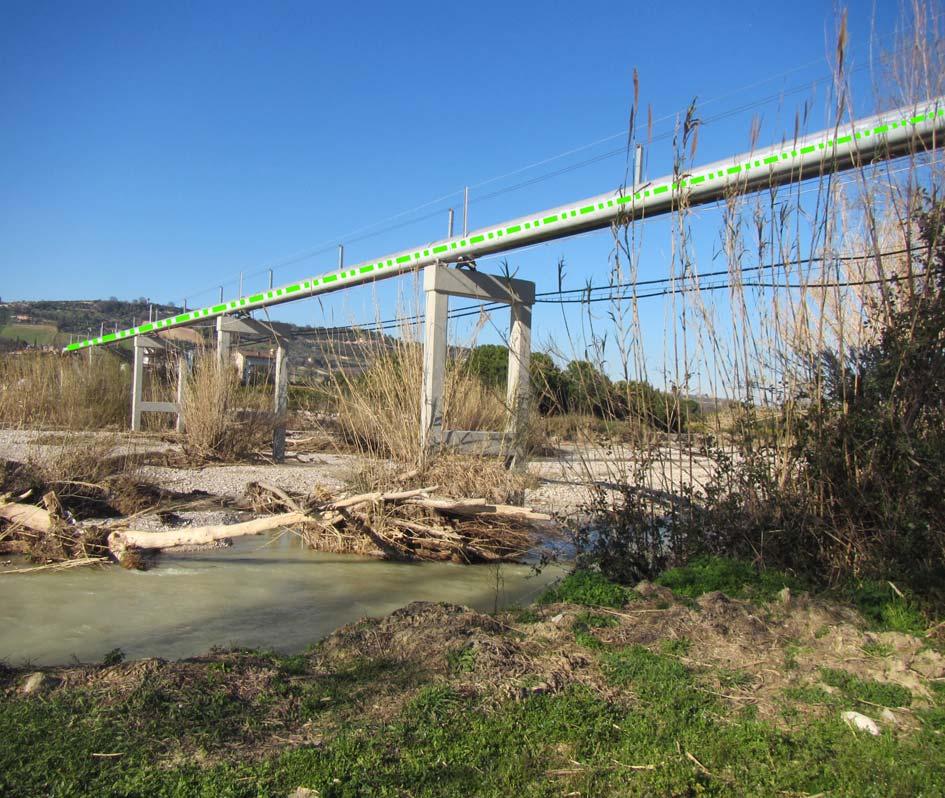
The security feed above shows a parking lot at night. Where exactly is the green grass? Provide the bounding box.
[838,581,929,634]
[538,570,635,607]
[656,556,801,601]
[5,660,945,797]
[819,667,913,708]
[0,322,64,346]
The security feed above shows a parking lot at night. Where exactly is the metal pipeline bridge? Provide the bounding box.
[65,96,945,354]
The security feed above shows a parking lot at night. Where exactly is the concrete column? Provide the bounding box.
[420,281,449,456]
[272,344,289,462]
[506,302,532,434]
[131,337,145,432]
[215,316,232,368]
[175,353,189,432]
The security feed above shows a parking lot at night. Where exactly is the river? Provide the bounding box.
[0,534,564,666]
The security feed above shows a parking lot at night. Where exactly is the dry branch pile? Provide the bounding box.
[244,481,555,564]
[1,478,556,571]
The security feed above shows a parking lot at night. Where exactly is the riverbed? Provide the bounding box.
[0,534,564,666]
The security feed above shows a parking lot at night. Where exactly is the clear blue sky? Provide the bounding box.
[0,0,907,375]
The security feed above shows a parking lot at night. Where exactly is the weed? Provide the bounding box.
[101,648,125,667]
[659,637,692,657]
[446,644,476,674]
[656,556,800,601]
[862,640,895,658]
[538,570,634,608]
[819,667,913,707]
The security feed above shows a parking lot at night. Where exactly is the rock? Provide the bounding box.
[20,671,52,695]
[910,650,945,680]
[550,613,565,625]
[288,788,319,798]
[777,587,791,605]
[842,710,880,736]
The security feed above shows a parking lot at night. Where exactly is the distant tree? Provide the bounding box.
[465,344,508,388]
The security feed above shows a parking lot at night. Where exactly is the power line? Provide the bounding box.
[178,31,923,306]
[290,241,930,338]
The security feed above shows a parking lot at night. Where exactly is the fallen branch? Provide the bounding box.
[409,497,552,522]
[1,557,109,575]
[107,511,311,559]
[0,503,53,534]
[330,487,435,510]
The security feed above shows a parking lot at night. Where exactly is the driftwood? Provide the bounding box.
[107,511,311,559]
[0,503,53,533]
[2,480,557,569]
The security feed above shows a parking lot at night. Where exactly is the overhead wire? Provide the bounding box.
[177,28,920,307]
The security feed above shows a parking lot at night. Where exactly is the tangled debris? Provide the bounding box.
[1,470,558,571]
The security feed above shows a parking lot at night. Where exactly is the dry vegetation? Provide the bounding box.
[0,351,129,429]
[179,350,275,462]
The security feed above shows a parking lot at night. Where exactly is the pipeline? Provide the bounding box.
[66,97,945,352]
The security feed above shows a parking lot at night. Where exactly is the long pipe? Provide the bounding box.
[66,97,945,352]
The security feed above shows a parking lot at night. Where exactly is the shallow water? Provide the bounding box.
[0,535,564,666]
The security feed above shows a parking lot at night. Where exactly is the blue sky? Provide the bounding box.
[0,0,909,377]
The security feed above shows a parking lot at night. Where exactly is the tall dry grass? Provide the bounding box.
[314,322,507,463]
[180,350,274,462]
[0,351,130,429]
[549,1,945,589]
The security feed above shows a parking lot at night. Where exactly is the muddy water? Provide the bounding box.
[0,535,564,666]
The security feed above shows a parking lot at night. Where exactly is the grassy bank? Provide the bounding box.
[3,562,944,797]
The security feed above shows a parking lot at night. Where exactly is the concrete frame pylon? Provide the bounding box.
[420,265,535,467]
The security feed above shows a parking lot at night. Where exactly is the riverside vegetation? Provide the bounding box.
[3,564,945,797]
[4,5,945,795]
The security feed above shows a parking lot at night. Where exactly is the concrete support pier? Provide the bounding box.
[420,265,535,465]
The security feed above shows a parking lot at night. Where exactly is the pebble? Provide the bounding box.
[842,710,880,736]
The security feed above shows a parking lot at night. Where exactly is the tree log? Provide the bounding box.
[107,511,311,559]
[408,497,552,522]
[0,503,53,533]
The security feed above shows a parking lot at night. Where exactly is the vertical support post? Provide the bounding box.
[131,337,145,432]
[268,269,274,290]
[272,343,288,463]
[462,186,469,237]
[506,302,532,467]
[175,353,189,432]
[634,143,644,187]
[215,316,231,368]
[420,273,449,459]
[338,244,344,269]
[448,208,454,238]
[239,272,243,297]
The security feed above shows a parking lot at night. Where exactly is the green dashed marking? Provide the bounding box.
[65,101,943,354]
